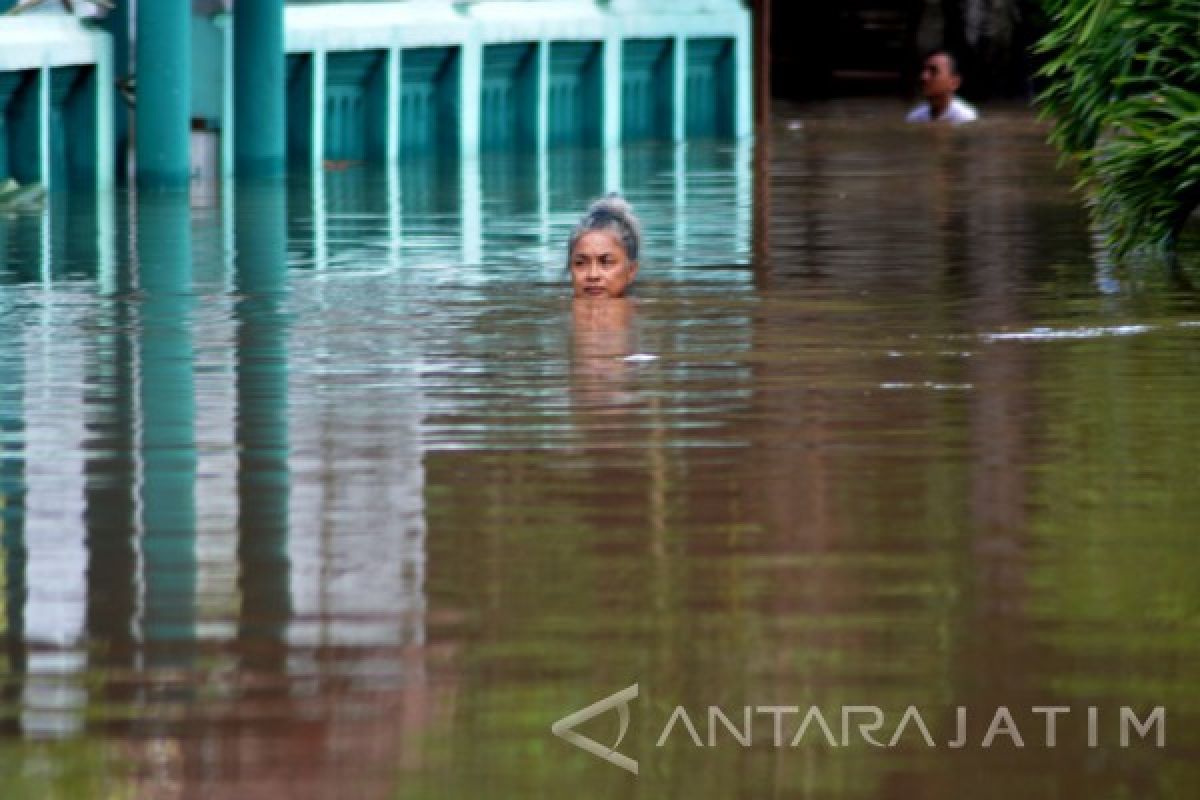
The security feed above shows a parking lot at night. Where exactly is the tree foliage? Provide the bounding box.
[1036,0,1200,260]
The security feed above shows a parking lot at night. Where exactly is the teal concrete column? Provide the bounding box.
[234,0,286,176]
[135,193,197,659]
[136,1,191,188]
[233,183,292,664]
[105,0,132,183]
[460,34,482,158]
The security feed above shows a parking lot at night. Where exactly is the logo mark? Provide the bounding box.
[551,683,639,774]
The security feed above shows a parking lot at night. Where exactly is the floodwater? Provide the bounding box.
[1,104,1198,799]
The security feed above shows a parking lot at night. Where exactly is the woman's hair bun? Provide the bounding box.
[568,192,643,265]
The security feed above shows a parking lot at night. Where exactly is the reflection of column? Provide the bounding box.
[537,139,550,255]
[945,134,1036,713]
[39,184,51,284]
[21,204,90,734]
[674,141,686,266]
[388,160,401,271]
[233,184,292,664]
[461,156,482,266]
[0,352,27,735]
[751,132,770,288]
[84,192,135,728]
[96,186,117,294]
[604,145,622,196]
[959,151,1033,618]
[135,193,197,658]
[83,295,138,689]
[734,136,752,259]
[313,168,328,273]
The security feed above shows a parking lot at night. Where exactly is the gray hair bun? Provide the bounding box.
[568,192,643,265]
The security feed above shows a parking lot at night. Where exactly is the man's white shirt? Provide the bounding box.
[907,97,979,124]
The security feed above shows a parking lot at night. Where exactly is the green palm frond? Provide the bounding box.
[1036,0,1200,259]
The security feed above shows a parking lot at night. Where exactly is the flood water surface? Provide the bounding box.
[1,108,1198,799]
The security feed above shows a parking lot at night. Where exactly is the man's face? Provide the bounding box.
[920,54,961,101]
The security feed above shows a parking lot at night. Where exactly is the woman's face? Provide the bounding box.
[570,230,638,298]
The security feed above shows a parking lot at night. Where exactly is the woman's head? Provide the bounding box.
[568,194,641,298]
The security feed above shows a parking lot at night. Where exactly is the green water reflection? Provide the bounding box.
[0,115,1198,798]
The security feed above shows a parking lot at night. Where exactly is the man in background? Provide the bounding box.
[907,50,979,124]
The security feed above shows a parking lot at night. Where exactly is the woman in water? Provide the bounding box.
[568,194,641,298]
[568,195,642,416]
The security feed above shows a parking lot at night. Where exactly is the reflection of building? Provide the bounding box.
[14,300,90,737]
[0,187,433,725]
[0,121,756,787]
[285,292,428,654]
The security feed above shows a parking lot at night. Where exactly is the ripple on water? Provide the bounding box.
[1,125,1199,797]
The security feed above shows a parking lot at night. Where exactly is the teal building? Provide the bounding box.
[0,0,752,189]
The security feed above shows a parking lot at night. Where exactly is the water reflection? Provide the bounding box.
[1,316,27,737]
[82,255,138,728]
[136,193,199,663]
[570,297,638,403]
[1,122,1198,798]
[276,141,754,290]
[233,185,291,667]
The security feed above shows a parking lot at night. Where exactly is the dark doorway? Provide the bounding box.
[771,1,1045,102]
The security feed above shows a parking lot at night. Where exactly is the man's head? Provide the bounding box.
[920,50,962,110]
